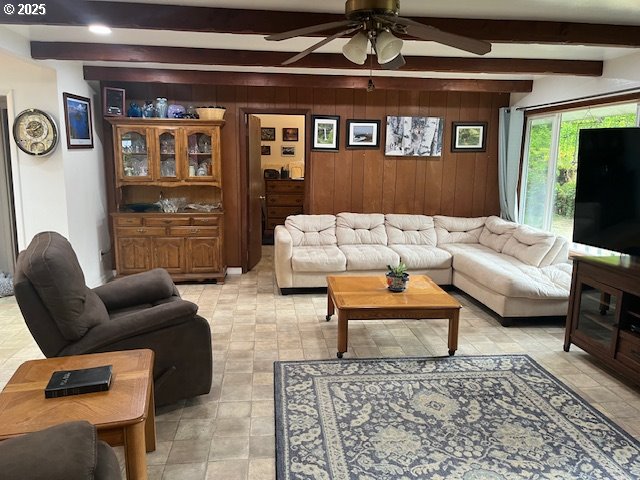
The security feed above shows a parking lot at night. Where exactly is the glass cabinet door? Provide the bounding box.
[186,130,214,180]
[119,129,150,180]
[158,131,178,180]
[574,279,620,351]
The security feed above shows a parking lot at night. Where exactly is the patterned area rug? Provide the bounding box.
[274,355,640,479]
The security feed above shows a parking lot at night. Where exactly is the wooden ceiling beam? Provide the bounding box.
[83,66,533,93]
[4,1,640,47]
[31,42,603,76]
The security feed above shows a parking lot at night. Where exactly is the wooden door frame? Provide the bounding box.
[238,108,311,272]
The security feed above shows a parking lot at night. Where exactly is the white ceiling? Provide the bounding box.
[4,0,640,80]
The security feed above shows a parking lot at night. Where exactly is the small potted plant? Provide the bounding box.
[386,260,409,292]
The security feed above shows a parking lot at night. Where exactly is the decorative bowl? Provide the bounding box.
[196,107,225,120]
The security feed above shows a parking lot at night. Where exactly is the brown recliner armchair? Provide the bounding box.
[13,231,212,407]
[0,421,121,480]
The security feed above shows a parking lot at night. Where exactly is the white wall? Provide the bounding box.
[0,27,110,286]
[511,51,640,108]
[51,61,110,286]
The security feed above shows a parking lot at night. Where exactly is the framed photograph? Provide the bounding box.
[282,127,299,142]
[451,122,488,152]
[312,115,340,151]
[346,119,380,149]
[261,127,276,141]
[281,145,296,156]
[103,87,125,117]
[63,92,94,149]
[385,116,443,157]
[261,145,271,155]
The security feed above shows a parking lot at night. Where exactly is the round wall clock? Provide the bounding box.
[12,109,59,156]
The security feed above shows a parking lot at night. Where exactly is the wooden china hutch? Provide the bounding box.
[108,118,226,282]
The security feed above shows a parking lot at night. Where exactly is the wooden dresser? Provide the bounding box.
[264,179,304,238]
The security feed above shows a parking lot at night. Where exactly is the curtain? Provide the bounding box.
[498,107,525,222]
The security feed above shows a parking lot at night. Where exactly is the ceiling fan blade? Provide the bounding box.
[266,20,356,42]
[393,16,492,55]
[381,53,406,70]
[281,25,362,66]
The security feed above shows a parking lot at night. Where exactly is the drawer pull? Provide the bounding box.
[137,228,146,233]
[190,228,200,234]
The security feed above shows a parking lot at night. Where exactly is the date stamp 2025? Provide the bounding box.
[3,3,46,16]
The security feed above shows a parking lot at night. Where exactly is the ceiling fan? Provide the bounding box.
[265,0,492,70]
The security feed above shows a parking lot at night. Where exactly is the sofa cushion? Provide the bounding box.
[285,214,337,246]
[20,232,107,341]
[336,213,387,245]
[539,236,570,266]
[502,225,556,267]
[385,214,437,246]
[479,216,518,253]
[339,245,399,270]
[452,247,571,299]
[291,246,347,273]
[434,216,486,245]
[388,245,452,269]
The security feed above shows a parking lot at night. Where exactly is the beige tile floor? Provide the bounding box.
[0,246,639,480]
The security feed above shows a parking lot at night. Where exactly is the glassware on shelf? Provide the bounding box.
[155,98,168,118]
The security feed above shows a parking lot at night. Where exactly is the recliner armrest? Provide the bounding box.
[0,421,110,480]
[274,225,294,289]
[93,268,178,310]
[60,298,199,356]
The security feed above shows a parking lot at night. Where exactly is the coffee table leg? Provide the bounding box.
[337,310,348,358]
[145,382,156,453]
[124,422,148,480]
[448,309,460,356]
[326,291,335,321]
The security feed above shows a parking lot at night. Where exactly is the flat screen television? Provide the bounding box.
[573,127,640,255]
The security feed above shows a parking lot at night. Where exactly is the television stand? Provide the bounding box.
[564,256,640,386]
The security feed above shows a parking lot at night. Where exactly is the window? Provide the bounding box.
[520,102,639,243]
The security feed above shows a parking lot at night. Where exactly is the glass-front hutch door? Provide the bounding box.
[157,129,179,181]
[572,276,620,353]
[117,128,151,182]
[185,127,216,182]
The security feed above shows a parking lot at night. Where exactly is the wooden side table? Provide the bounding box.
[326,275,462,358]
[0,349,156,480]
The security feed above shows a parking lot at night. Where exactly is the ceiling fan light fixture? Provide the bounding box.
[375,30,403,64]
[342,31,369,65]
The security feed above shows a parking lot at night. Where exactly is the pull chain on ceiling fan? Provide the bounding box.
[265,0,492,71]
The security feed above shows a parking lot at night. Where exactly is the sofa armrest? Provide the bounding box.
[60,298,199,355]
[0,421,105,480]
[93,268,178,310]
[274,225,294,289]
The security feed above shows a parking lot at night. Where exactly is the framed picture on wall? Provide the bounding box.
[62,92,94,149]
[451,122,487,152]
[261,127,276,141]
[312,115,340,151]
[385,116,443,157]
[282,127,299,141]
[103,87,125,117]
[261,145,271,155]
[281,146,296,156]
[346,119,380,149]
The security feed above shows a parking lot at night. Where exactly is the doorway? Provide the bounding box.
[0,98,19,276]
[240,109,310,273]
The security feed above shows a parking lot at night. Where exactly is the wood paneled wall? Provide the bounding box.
[104,83,509,267]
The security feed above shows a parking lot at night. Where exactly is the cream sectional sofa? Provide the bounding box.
[274,213,573,323]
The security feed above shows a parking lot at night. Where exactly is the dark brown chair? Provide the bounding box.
[13,231,212,407]
[0,421,121,480]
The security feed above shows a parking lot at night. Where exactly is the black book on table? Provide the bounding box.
[44,365,113,399]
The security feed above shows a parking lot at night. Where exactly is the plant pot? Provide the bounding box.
[386,272,409,292]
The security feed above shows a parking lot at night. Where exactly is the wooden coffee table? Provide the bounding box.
[0,349,156,480]
[326,275,461,358]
